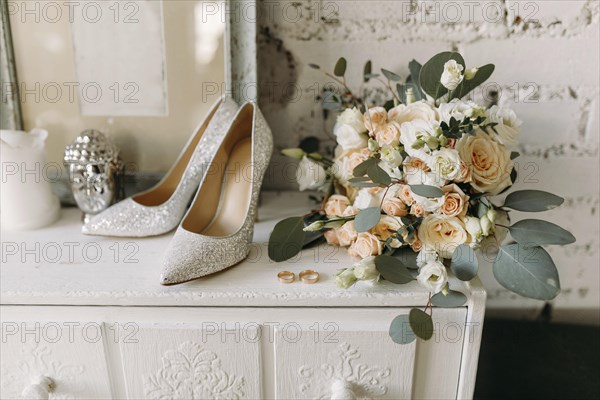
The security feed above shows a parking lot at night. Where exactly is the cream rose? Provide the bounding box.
[382,196,409,217]
[389,101,439,124]
[457,130,514,195]
[363,107,388,132]
[337,221,358,247]
[486,105,522,147]
[332,148,371,182]
[417,260,448,294]
[419,214,469,259]
[410,203,427,217]
[440,60,464,91]
[296,156,327,191]
[440,184,469,217]
[372,215,403,240]
[398,184,415,205]
[349,232,383,259]
[375,122,402,147]
[324,195,350,217]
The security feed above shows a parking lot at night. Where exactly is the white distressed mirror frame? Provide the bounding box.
[0,0,255,129]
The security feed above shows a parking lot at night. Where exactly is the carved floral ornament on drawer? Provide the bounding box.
[0,342,85,399]
[144,341,245,400]
[298,343,391,399]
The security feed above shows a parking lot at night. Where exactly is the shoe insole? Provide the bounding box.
[201,137,253,237]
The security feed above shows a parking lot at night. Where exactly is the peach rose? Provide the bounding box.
[454,160,472,183]
[410,203,426,217]
[398,184,416,206]
[440,184,469,217]
[337,221,358,247]
[457,130,514,195]
[364,107,388,132]
[324,195,351,217]
[371,215,403,240]
[349,232,383,259]
[346,148,371,177]
[388,101,439,124]
[324,229,340,246]
[382,196,409,217]
[342,206,359,217]
[375,122,402,147]
[410,237,423,252]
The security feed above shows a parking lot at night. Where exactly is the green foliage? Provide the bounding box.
[375,255,415,284]
[509,219,576,247]
[381,68,402,81]
[450,244,479,281]
[363,60,372,82]
[503,190,564,212]
[354,207,382,232]
[409,309,434,340]
[389,314,416,344]
[367,164,392,186]
[431,290,468,308]
[393,246,419,269]
[493,244,561,300]
[334,57,347,77]
[409,185,444,198]
[268,217,306,262]
[450,64,495,100]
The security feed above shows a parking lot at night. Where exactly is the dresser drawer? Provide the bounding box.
[0,319,112,399]
[1,306,473,399]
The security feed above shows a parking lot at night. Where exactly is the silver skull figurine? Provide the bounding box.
[64,130,122,223]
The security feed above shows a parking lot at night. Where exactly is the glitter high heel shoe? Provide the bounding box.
[82,97,238,237]
[160,102,273,285]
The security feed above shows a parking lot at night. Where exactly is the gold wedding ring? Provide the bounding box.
[277,271,295,284]
[299,270,320,284]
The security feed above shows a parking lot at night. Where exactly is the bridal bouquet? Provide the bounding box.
[268,52,575,344]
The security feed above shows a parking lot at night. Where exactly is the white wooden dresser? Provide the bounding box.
[0,192,486,400]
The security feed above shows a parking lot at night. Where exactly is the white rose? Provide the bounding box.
[338,107,367,133]
[400,120,440,160]
[464,216,483,243]
[457,130,514,195]
[417,247,439,268]
[353,256,380,281]
[380,145,403,168]
[419,215,469,259]
[296,156,327,191]
[335,268,358,289]
[417,260,448,294]
[354,188,384,210]
[438,99,486,124]
[334,123,368,151]
[440,60,464,91]
[428,148,462,182]
[486,105,522,147]
[388,101,439,124]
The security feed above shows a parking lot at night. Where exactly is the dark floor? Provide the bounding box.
[474,319,600,399]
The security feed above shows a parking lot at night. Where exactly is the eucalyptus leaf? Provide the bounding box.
[322,91,342,110]
[419,52,465,99]
[352,157,377,177]
[509,219,576,247]
[410,184,444,198]
[334,57,347,77]
[355,207,382,232]
[451,244,479,281]
[367,164,392,186]
[375,255,415,284]
[350,182,387,188]
[503,190,564,212]
[308,63,320,70]
[493,244,560,300]
[363,60,372,82]
[451,64,495,100]
[393,246,419,269]
[431,290,468,308]
[382,68,402,81]
[408,59,425,98]
[409,308,434,340]
[510,151,520,160]
[389,314,416,344]
[268,217,306,262]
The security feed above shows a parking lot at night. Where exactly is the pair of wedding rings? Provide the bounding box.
[277,270,319,284]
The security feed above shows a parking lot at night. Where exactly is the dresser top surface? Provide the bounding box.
[1,191,483,307]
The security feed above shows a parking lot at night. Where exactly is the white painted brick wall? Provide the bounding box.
[258,0,600,322]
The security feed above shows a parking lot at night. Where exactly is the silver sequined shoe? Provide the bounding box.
[160,102,273,285]
[82,97,238,237]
